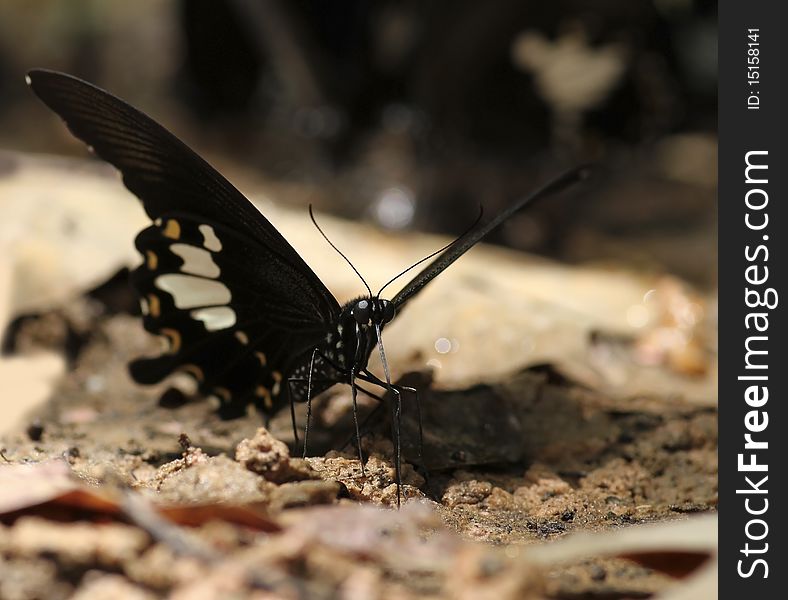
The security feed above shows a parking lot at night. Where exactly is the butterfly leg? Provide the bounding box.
[359,372,435,505]
[358,374,425,462]
[302,347,319,458]
[338,392,384,451]
[398,384,431,493]
[397,385,425,466]
[349,370,366,476]
[389,385,403,508]
[358,370,402,507]
[285,381,299,447]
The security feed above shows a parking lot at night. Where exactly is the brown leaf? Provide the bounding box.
[618,551,710,579]
[157,504,279,532]
[0,461,78,515]
[0,461,278,531]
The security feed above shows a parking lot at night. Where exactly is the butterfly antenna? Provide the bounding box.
[376,205,484,298]
[309,204,372,296]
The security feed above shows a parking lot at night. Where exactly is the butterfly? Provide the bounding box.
[27,69,589,504]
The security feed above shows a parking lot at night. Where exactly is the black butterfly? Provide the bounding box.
[28,69,589,504]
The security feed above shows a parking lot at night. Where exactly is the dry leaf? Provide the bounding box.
[0,460,77,515]
[525,514,717,598]
[0,461,278,531]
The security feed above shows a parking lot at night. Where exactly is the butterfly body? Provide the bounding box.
[286,296,394,403]
[27,68,588,504]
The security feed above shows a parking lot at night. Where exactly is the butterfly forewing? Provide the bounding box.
[26,70,339,325]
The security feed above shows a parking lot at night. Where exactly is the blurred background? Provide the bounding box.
[0,0,716,286]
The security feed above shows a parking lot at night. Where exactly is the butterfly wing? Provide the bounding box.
[129,214,334,413]
[27,69,341,413]
[391,166,591,310]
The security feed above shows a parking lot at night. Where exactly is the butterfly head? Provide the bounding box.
[351,297,396,327]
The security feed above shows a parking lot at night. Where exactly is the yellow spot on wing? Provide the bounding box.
[271,371,282,396]
[160,328,181,353]
[254,351,267,366]
[146,250,158,270]
[148,294,161,318]
[256,386,273,409]
[234,331,249,345]
[163,219,181,239]
[180,364,204,382]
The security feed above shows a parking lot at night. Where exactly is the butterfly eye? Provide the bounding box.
[380,300,396,323]
[353,299,371,324]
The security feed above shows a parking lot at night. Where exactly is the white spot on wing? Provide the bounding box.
[139,297,149,315]
[170,243,220,278]
[25,74,32,85]
[199,224,222,252]
[191,306,237,331]
[155,274,231,308]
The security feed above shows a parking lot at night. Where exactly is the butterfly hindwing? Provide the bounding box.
[129,213,338,413]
